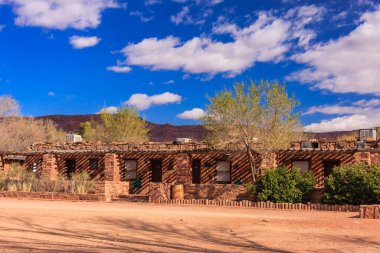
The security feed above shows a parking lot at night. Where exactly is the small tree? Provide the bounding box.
[202,80,300,181]
[0,117,65,152]
[81,106,149,143]
[0,95,20,118]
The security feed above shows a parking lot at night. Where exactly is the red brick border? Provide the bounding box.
[360,205,380,219]
[154,198,360,212]
[0,191,105,201]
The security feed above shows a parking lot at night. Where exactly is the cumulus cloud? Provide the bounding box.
[70,36,100,49]
[2,0,118,30]
[288,7,380,94]
[98,106,118,114]
[107,65,132,73]
[125,92,182,110]
[117,12,290,77]
[47,91,55,96]
[304,99,380,132]
[177,108,206,120]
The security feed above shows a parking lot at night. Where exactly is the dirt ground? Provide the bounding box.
[0,199,378,253]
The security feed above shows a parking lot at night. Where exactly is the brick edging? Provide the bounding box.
[154,199,360,212]
[0,191,105,201]
[359,205,380,219]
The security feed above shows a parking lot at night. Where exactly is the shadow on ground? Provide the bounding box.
[0,215,291,253]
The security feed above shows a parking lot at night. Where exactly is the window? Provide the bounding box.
[89,159,99,170]
[123,160,137,180]
[292,160,310,172]
[216,161,231,183]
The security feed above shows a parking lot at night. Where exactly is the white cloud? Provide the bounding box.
[2,0,118,30]
[177,108,206,120]
[288,7,380,94]
[163,80,175,85]
[130,11,154,23]
[98,106,118,114]
[125,92,182,110]
[47,91,55,96]
[171,6,204,25]
[285,5,325,48]
[70,36,100,49]
[304,99,380,132]
[107,65,132,73]
[117,12,290,77]
[172,0,223,6]
[145,0,160,5]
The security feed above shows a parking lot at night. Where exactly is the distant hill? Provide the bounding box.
[36,114,357,142]
[36,114,207,142]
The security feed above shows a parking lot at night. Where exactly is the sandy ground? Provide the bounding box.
[0,199,378,253]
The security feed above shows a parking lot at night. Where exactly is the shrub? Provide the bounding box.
[246,167,315,203]
[321,163,380,205]
[72,171,94,194]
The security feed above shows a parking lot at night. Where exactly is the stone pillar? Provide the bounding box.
[174,153,190,184]
[354,152,371,165]
[42,154,58,180]
[261,153,278,171]
[104,153,120,182]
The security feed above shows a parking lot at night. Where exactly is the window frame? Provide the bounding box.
[123,159,138,181]
[291,159,311,173]
[216,160,231,184]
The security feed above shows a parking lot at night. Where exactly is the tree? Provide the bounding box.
[202,80,300,182]
[81,106,149,143]
[0,117,65,152]
[0,95,20,118]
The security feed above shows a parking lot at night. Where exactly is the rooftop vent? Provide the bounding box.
[66,134,82,143]
[359,129,377,141]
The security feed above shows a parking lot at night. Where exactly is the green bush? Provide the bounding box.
[321,163,380,205]
[246,167,315,203]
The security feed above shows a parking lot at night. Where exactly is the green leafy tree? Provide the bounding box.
[202,80,300,181]
[248,167,315,203]
[81,106,149,143]
[321,163,380,205]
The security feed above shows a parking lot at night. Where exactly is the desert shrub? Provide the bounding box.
[72,171,94,194]
[246,167,315,203]
[9,163,37,192]
[321,163,380,205]
[32,175,72,193]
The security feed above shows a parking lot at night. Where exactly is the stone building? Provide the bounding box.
[1,140,379,201]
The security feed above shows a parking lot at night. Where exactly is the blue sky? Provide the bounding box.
[0,0,380,132]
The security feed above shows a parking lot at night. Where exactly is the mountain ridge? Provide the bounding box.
[36,114,353,142]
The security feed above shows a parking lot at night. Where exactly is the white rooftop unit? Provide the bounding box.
[175,138,192,144]
[66,134,82,143]
[359,129,377,141]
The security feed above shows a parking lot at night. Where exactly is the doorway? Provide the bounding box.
[323,160,340,179]
[151,159,162,182]
[192,159,201,184]
[65,159,76,179]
